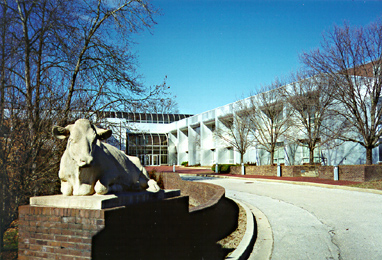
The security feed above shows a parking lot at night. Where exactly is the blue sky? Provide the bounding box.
[132,0,382,114]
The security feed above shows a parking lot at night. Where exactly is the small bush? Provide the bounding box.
[211,164,221,172]
[181,161,188,167]
[3,220,18,251]
[211,164,235,173]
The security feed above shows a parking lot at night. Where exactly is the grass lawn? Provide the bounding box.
[349,179,382,190]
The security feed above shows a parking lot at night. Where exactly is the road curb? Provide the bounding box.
[226,198,273,260]
[226,198,256,260]
[244,201,273,260]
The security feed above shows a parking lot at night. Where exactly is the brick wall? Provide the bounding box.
[230,164,382,182]
[365,165,382,181]
[18,206,104,260]
[318,165,382,182]
[19,192,237,260]
[159,172,225,212]
[231,165,277,176]
[317,166,334,180]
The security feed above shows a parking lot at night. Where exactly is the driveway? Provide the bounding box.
[183,177,382,260]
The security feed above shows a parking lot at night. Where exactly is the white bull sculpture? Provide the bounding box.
[52,119,160,196]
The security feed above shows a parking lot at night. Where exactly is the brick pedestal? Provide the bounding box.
[18,206,104,259]
[18,190,185,260]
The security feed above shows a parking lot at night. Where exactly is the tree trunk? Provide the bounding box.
[270,149,274,165]
[0,174,3,254]
[309,148,315,165]
[366,147,373,165]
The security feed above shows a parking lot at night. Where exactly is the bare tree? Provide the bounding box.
[130,77,179,114]
[58,0,166,124]
[0,0,171,250]
[301,20,382,164]
[284,71,341,164]
[214,107,252,164]
[247,80,293,165]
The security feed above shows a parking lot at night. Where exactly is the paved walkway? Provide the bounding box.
[145,166,361,186]
[188,177,382,260]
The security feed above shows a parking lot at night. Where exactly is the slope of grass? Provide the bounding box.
[349,179,382,190]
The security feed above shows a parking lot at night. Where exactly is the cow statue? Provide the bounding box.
[52,119,160,196]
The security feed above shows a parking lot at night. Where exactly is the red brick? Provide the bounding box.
[18,255,29,260]
[79,210,89,218]
[61,241,76,249]
[47,241,61,247]
[55,235,68,242]
[36,239,48,245]
[59,223,69,229]
[35,251,48,258]
[62,216,75,223]
[50,216,61,222]
[67,248,85,256]
[82,224,97,230]
[41,221,55,228]
[18,242,30,249]
[70,236,84,243]
[82,238,92,244]
[68,223,82,230]
[93,210,104,218]
[76,243,91,251]
[43,246,55,253]
[61,229,75,236]
[53,208,63,216]
[42,207,53,215]
[19,205,31,214]
[70,209,78,217]
[44,252,58,259]
[30,244,42,251]
[41,233,55,240]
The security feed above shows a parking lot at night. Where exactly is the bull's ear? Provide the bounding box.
[52,125,70,139]
[96,127,112,140]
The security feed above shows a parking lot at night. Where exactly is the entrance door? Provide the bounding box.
[144,155,150,166]
[152,155,159,166]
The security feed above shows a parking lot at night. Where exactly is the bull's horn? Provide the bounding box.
[52,125,70,139]
[95,127,112,140]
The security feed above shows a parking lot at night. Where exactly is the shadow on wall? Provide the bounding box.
[92,174,239,260]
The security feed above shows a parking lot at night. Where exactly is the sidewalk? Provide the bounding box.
[145,166,361,186]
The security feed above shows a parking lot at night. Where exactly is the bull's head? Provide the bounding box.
[53,119,112,168]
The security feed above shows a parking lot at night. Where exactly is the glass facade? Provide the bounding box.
[97,111,192,124]
[127,133,169,166]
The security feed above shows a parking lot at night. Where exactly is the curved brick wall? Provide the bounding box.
[19,172,238,259]
[158,172,238,243]
[158,172,225,212]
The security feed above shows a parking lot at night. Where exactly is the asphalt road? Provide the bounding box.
[182,176,382,260]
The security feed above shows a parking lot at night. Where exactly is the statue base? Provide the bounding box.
[18,190,189,259]
[29,189,180,209]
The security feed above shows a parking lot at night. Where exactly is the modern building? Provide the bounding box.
[101,69,382,166]
[99,111,193,166]
[99,100,381,167]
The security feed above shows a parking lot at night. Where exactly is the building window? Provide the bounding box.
[273,142,285,164]
[127,133,169,166]
[301,144,320,164]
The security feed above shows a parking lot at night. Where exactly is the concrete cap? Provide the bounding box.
[30,189,181,209]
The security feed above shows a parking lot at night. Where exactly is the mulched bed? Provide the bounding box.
[217,200,247,256]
